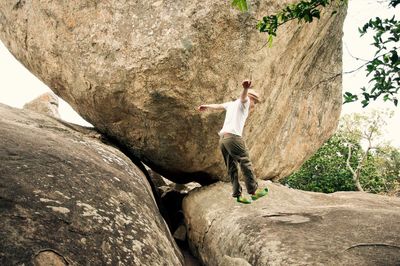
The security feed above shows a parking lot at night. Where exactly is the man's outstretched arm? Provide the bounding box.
[197,103,225,112]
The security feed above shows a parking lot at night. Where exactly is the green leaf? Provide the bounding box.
[391,50,399,63]
[390,1,399,8]
[384,55,390,63]
[311,9,320,19]
[277,12,283,23]
[304,13,312,22]
[267,34,274,47]
[383,94,390,101]
[231,0,248,12]
[343,92,358,104]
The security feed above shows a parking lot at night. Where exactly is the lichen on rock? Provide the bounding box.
[0,104,183,265]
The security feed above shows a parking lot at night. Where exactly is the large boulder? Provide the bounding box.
[0,1,346,183]
[0,104,183,265]
[23,91,60,118]
[183,182,400,265]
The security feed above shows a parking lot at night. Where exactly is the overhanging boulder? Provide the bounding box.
[0,1,346,183]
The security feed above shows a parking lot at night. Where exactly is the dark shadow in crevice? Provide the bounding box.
[140,157,219,186]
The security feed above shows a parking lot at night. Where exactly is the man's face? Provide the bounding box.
[249,97,257,111]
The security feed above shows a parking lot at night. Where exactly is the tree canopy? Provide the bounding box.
[281,110,399,194]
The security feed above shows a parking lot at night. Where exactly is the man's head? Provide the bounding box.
[248,89,260,109]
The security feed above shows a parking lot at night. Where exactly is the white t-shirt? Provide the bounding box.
[218,97,250,137]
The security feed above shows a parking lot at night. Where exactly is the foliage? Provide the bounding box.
[282,110,399,194]
[344,14,400,107]
[231,0,400,107]
[281,134,360,193]
[281,132,399,194]
[376,145,400,178]
[232,0,347,46]
[256,0,347,47]
[389,0,400,8]
[231,0,248,12]
[339,110,393,144]
[358,153,384,194]
[374,145,400,192]
[337,110,394,192]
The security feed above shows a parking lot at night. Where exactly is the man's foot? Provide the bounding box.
[251,187,268,201]
[236,196,252,204]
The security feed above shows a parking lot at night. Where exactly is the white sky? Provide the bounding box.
[0,0,398,146]
[0,45,91,126]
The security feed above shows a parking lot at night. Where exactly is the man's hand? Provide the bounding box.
[198,105,208,112]
[242,80,252,89]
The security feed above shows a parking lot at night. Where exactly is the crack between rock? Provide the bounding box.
[344,243,400,251]
[201,216,217,251]
[33,248,72,265]
[24,18,28,50]
[67,228,91,237]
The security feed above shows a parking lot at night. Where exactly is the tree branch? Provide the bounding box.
[343,42,369,62]
[343,48,400,75]
[346,144,356,176]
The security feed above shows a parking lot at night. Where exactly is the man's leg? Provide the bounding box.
[223,137,258,195]
[239,155,258,195]
[234,138,268,200]
[220,138,242,197]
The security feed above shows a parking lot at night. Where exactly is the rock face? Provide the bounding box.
[0,1,346,183]
[0,104,183,265]
[23,91,60,118]
[183,182,400,266]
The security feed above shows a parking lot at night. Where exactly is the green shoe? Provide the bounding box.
[236,196,252,204]
[251,187,268,201]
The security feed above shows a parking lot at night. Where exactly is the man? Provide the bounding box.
[198,80,268,204]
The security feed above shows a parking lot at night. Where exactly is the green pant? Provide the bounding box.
[219,134,258,197]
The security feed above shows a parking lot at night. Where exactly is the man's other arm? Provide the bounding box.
[240,80,251,103]
[197,103,225,112]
